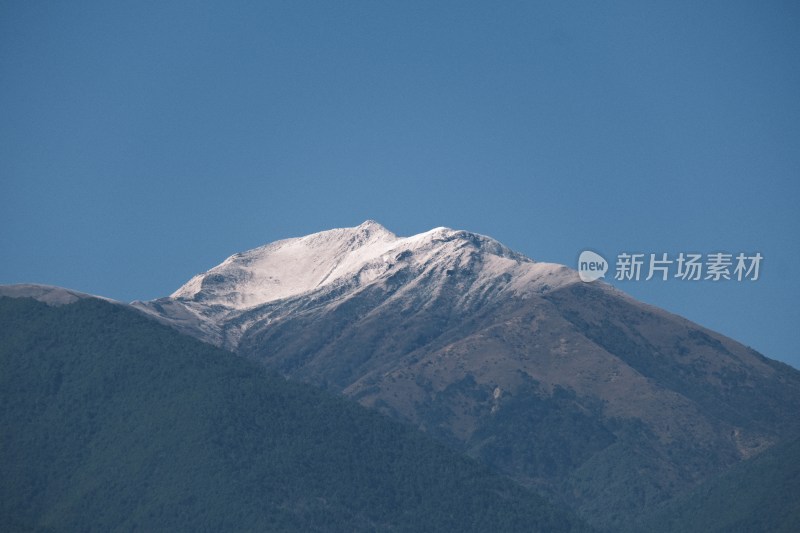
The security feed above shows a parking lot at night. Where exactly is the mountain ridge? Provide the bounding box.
[166,220,552,308]
[0,283,118,307]
[133,221,576,349]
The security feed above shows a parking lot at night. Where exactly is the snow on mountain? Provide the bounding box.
[134,220,580,348]
[168,220,576,311]
[171,220,399,308]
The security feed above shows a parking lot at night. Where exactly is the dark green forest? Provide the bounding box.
[633,434,800,533]
[0,296,589,532]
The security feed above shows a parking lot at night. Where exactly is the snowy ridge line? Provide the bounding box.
[166,220,580,313]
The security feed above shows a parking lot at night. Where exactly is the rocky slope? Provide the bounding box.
[133,221,800,530]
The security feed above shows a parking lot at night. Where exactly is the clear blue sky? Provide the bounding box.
[2,1,798,368]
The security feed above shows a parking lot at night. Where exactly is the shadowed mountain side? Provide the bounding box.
[0,296,591,533]
[633,435,800,533]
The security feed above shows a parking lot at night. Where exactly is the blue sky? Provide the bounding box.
[2,1,798,368]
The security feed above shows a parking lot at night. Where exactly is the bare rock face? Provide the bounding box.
[134,221,800,530]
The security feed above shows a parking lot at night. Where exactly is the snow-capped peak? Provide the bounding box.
[169,221,575,311]
[356,219,394,235]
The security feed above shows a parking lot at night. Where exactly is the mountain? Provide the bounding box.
[135,221,800,530]
[0,294,590,532]
[636,435,800,533]
[0,283,118,306]
[134,220,572,349]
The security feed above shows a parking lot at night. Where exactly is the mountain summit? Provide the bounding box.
[171,220,399,307]
[135,221,800,530]
[136,221,575,347]
[169,220,566,309]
